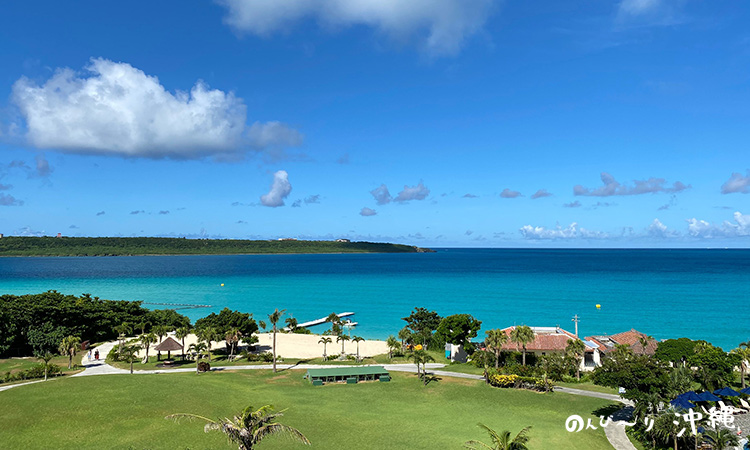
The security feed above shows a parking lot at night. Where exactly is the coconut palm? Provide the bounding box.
[196,326,219,362]
[318,337,332,361]
[336,334,350,357]
[114,322,131,352]
[398,327,412,348]
[188,341,208,374]
[407,349,435,385]
[653,407,685,450]
[284,317,298,333]
[386,335,400,359]
[139,332,157,364]
[225,327,243,359]
[731,344,750,389]
[701,426,739,450]
[118,343,142,374]
[175,326,191,359]
[464,424,531,450]
[485,329,508,369]
[351,336,365,361]
[37,352,54,381]
[135,320,151,335]
[510,326,534,366]
[565,339,586,381]
[153,324,171,343]
[166,404,310,450]
[268,309,286,373]
[58,335,81,369]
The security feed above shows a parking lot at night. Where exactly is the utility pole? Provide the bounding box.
[572,314,580,338]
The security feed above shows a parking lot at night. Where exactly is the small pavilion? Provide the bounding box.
[305,366,390,386]
[153,337,183,361]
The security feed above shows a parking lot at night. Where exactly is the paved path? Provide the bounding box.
[7,341,634,450]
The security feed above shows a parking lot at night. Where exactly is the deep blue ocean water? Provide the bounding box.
[1,249,748,350]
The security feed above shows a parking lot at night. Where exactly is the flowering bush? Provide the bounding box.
[489,373,519,387]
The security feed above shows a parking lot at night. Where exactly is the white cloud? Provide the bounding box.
[217,0,496,56]
[360,207,377,217]
[686,212,750,238]
[721,171,750,194]
[260,170,292,207]
[530,189,552,199]
[519,222,607,240]
[0,193,23,206]
[462,193,478,198]
[618,0,662,16]
[647,218,677,238]
[574,172,689,197]
[12,58,300,160]
[616,0,685,27]
[34,154,52,177]
[395,181,430,202]
[500,188,522,199]
[370,184,392,205]
[563,201,581,208]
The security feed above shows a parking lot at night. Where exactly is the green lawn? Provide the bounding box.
[555,381,619,395]
[0,356,83,383]
[0,370,617,449]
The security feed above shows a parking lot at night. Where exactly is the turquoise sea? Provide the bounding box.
[1,249,748,350]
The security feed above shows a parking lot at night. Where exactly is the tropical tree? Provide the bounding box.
[731,343,750,389]
[485,329,508,369]
[402,307,442,348]
[652,407,686,450]
[637,335,655,355]
[166,404,310,450]
[464,424,531,450]
[188,341,208,374]
[139,332,157,364]
[153,324,171,343]
[351,336,364,361]
[318,337,332,361]
[135,320,151,335]
[407,349,435,385]
[336,334,350,357]
[175,326,191,359]
[37,352,54,381]
[386,335,400,359]
[326,313,342,336]
[284,317,298,334]
[701,426,739,450]
[58,335,81,369]
[434,314,482,353]
[565,339,586,381]
[114,322,131,352]
[509,326,534,366]
[268,309,286,373]
[398,327,413,349]
[118,343,142,374]
[196,326,219,362]
[225,327,243,359]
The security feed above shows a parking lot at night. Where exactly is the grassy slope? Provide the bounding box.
[0,237,428,256]
[0,356,81,376]
[0,370,616,450]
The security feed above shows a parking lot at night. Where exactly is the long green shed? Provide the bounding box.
[305,366,391,385]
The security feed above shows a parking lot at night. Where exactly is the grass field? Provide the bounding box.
[0,356,82,377]
[0,370,617,449]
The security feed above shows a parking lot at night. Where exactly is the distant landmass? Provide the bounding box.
[0,236,434,256]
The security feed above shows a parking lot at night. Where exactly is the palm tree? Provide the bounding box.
[139,332,157,363]
[284,317,298,333]
[732,343,750,389]
[386,335,400,359]
[407,349,435,385]
[58,335,81,369]
[268,309,286,373]
[326,313,342,336]
[225,327,243,359]
[485,329,508,369]
[153,324,171,343]
[465,424,531,450]
[135,320,151,335]
[637,335,654,355]
[351,336,364,362]
[118,343,142,374]
[318,337,332,361]
[188,341,208,374]
[701,426,739,450]
[653,407,685,450]
[175,326,191,359]
[114,322,131,352]
[565,339,586,381]
[398,327,412,349]
[510,326,534,366]
[37,352,54,381]
[166,404,310,450]
[336,334,350,358]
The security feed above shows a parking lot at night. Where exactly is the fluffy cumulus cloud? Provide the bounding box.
[530,189,552,199]
[721,171,750,194]
[260,170,292,207]
[370,184,393,205]
[647,219,676,238]
[574,172,689,197]
[360,207,377,217]
[519,222,607,240]
[217,0,496,56]
[395,182,430,203]
[12,58,300,160]
[686,212,750,239]
[500,188,522,199]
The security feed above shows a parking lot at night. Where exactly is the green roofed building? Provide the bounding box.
[305,366,391,385]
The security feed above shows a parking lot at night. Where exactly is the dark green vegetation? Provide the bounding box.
[0,236,431,256]
[0,371,614,449]
[0,291,189,357]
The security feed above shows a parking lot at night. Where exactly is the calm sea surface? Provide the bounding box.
[1,249,748,350]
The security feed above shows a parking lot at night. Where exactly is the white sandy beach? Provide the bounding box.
[126,332,388,359]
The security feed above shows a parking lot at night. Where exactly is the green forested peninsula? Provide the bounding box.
[0,237,433,256]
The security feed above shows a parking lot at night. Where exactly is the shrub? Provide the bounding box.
[197,361,211,372]
[489,374,519,388]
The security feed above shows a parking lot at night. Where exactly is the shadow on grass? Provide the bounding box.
[592,403,632,421]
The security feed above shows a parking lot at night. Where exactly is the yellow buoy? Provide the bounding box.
[220,283,224,287]
[595,304,601,309]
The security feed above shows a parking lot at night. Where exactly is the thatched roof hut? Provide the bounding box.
[154,336,183,360]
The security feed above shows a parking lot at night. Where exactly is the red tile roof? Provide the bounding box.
[498,326,593,353]
[584,329,657,355]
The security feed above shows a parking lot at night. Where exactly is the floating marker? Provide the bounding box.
[220,283,224,287]
[595,304,601,309]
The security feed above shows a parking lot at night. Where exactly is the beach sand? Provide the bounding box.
[130,332,388,359]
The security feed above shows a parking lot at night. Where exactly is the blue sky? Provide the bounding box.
[1,0,749,247]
